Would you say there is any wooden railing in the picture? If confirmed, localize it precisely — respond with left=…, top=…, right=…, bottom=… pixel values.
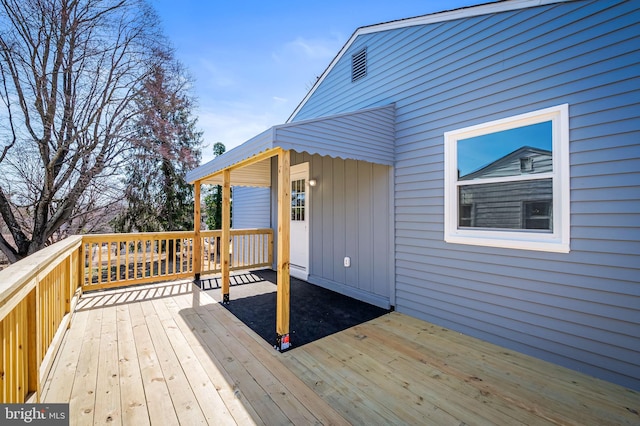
left=0, top=236, right=83, bottom=403
left=0, top=228, right=273, bottom=402
left=82, top=231, right=196, bottom=291
left=201, top=229, right=273, bottom=274
left=82, top=228, right=273, bottom=291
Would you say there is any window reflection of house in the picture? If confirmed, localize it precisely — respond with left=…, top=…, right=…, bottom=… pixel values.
left=459, top=146, right=552, bottom=180
left=458, top=179, right=553, bottom=230
left=458, top=147, right=552, bottom=231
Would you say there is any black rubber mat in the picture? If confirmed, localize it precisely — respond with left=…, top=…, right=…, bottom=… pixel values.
left=200, top=269, right=389, bottom=349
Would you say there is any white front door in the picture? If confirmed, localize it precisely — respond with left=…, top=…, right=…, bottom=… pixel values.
left=290, top=163, right=309, bottom=280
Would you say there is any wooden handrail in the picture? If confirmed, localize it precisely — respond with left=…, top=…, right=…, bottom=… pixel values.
left=0, top=236, right=83, bottom=403
left=0, top=228, right=273, bottom=403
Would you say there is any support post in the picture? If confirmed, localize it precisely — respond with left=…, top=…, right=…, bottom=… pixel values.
left=276, top=149, right=291, bottom=350
left=193, top=180, right=202, bottom=284
left=221, top=169, right=231, bottom=304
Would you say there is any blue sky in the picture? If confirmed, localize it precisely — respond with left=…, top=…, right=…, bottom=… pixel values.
left=153, top=0, right=489, bottom=163
left=458, top=121, right=553, bottom=177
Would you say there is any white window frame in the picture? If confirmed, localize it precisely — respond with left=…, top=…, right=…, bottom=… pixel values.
left=444, top=104, right=570, bottom=253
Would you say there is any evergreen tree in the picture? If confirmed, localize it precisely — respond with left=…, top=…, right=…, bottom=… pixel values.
left=113, top=55, right=202, bottom=233
left=204, top=143, right=228, bottom=230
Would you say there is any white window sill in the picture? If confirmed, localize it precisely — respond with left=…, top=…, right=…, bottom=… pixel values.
left=445, top=232, right=570, bottom=253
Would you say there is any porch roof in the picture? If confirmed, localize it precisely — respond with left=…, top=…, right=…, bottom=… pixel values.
left=186, top=104, right=395, bottom=186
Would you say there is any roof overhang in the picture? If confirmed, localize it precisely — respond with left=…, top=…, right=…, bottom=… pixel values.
left=187, top=104, right=395, bottom=186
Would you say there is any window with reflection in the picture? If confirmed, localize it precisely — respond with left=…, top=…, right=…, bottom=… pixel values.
left=444, top=104, right=570, bottom=252
left=457, top=121, right=553, bottom=231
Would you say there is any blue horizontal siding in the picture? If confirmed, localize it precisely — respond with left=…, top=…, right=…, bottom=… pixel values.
left=232, top=187, right=271, bottom=229
left=293, top=0, right=640, bottom=390
left=277, top=105, right=395, bottom=165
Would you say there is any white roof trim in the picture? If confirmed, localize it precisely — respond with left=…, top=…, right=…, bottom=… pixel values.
left=287, top=0, right=570, bottom=122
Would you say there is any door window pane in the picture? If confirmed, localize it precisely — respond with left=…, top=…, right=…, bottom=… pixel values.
left=291, top=179, right=305, bottom=221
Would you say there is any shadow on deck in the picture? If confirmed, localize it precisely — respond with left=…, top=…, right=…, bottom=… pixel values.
left=41, top=280, right=640, bottom=425
left=199, top=269, right=389, bottom=349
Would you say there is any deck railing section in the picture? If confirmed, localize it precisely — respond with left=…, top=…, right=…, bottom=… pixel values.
left=0, top=236, right=82, bottom=403
left=82, top=231, right=196, bottom=291
left=83, top=229, right=273, bottom=291
left=1, top=228, right=273, bottom=403
left=200, top=228, right=273, bottom=274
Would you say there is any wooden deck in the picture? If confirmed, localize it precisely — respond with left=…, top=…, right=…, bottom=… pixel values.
left=42, top=281, right=639, bottom=425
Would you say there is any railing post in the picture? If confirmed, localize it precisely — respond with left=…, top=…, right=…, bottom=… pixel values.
left=221, top=169, right=231, bottom=303
left=81, top=240, right=87, bottom=290
left=193, top=180, right=202, bottom=282
left=268, top=230, right=274, bottom=268
left=66, top=256, right=72, bottom=317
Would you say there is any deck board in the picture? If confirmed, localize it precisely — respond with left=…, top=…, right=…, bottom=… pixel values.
left=140, top=300, right=208, bottom=425
left=69, top=307, right=102, bottom=425
left=282, top=313, right=640, bottom=426
left=40, top=304, right=89, bottom=403
left=160, top=295, right=261, bottom=425
left=150, top=297, right=235, bottom=425
left=369, top=314, right=638, bottom=424
left=128, top=302, right=179, bottom=426
left=115, top=304, right=149, bottom=426
left=42, top=280, right=640, bottom=425
left=93, top=304, right=120, bottom=425
left=174, top=297, right=289, bottom=425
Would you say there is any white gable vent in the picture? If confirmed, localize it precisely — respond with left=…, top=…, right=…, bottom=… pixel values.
left=351, top=47, right=367, bottom=82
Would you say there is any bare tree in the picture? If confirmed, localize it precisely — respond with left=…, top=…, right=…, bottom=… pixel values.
left=0, top=0, right=167, bottom=262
